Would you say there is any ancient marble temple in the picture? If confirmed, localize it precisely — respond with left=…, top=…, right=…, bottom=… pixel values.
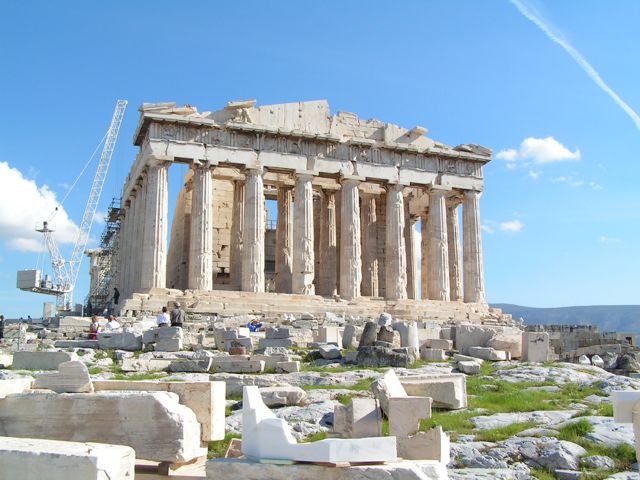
left=115, top=100, right=492, bottom=318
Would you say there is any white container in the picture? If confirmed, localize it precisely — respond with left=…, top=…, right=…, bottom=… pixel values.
left=611, top=390, right=640, bottom=423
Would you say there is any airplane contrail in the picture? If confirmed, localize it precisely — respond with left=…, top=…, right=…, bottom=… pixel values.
left=510, top=0, right=640, bottom=131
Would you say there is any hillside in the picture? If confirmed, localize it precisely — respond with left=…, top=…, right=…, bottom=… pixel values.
left=492, top=304, right=640, bottom=334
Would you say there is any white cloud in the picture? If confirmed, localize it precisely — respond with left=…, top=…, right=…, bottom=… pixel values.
left=0, top=161, right=79, bottom=252
left=500, top=220, right=524, bottom=233
left=497, top=137, right=580, bottom=165
left=529, top=170, right=542, bottom=180
left=496, top=149, right=518, bottom=161
left=481, top=223, right=494, bottom=234
left=510, top=0, right=640, bottom=131
left=599, top=236, right=621, bottom=244
left=589, top=181, right=603, bottom=191
left=551, top=176, right=584, bottom=187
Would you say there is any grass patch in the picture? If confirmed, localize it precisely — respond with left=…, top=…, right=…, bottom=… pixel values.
left=302, top=364, right=385, bottom=373
left=301, top=431, right=327, bottom=443
left=530, top=468, right=556, bottom=480
left=557, top=419, right=636, bottom=470
left=336, top=394, right=352, bottom=406
left=301, top=378, right=373, bottom=392
left=112, top=372, right=168, bottom=381
left=88, top=366, right=103, bottom=375
left=420, top=409, right=477, bottom=439
left=207, top=433, right=241, bottom=459
left=474, top=421, right=537, bottom=442
left=76, top=349, right=86, bottom=357
left=595, top=402, right=613, bottom=417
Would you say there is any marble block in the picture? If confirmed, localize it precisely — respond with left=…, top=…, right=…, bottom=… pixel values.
left=400, top=374, right=467, bottom=410
left=334, top=398, right=382, bottom=438
left=0, top=377, right=33, bottom=399
left=241, top=386, right=397, bottom=463
left=12, top=351, right=77, bottom=371
left=33, top=361, right=93, bottom=393
left=468, top=346, right=508, bottom=361
left=0, top=436, right=135, bottom=480
left=420, top=348, right=446, bottom=362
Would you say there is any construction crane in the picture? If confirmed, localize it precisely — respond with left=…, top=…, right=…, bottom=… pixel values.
left=16, top=100, right=128, bottom=312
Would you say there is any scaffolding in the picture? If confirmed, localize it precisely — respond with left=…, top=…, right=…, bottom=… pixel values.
left=85, top=197, right=121, bottom=314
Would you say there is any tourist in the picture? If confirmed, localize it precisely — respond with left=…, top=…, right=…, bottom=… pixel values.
left=247, top=319, right=263, bottom=332
left=156, top=306, right=170, bottom=327
left=113, top=287, right=120, bottom=305
left=89, top=315, right=100, bottom=340
left=170, top=302, right=185, bottom=327
left=104, top=315, right=121, bottom=331
left=0, top=315, right=4, bottom=340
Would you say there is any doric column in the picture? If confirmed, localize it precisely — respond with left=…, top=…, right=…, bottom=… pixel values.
left=140, top=163, right=169, bottom=291
left=447, top=196, right=463, bottom=301
left=339, top=177, right=362, bottom=300
left=360, top=193, right=378, bottom=297
left=130, top=181, right=145, bottom=295
left=420, top=211, right=428, bottom=300
left=229, top=180, right=244, bottom=288
left=117, top=200, right=130, bottom=299
left=241, top=167, right=265, bottom=292
left=405, top=206, right=419, bottom=300
left=385, top=184, right=407, bottom=300
left=463, top=189, right=485, bottom=303
left=292, top=172, right=315, bottom=295
left=426, top=187, right=450, bottom=301
left=275, top=185, right=293, bottom=293
left=188, top=164, right=214, bottom=290
left=318, top=189, right=338, bottom=296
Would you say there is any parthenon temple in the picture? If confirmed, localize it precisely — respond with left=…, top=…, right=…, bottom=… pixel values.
left=114, top=99, right=498, bottom=321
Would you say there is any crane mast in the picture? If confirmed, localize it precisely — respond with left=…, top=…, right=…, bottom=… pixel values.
left=16, top=100, right=128, bottom=312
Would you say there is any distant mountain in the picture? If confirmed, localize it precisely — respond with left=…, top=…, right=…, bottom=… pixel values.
left=491, top=304, right=640, bottom=335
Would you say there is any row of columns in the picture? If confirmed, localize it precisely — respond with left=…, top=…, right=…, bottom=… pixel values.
left=117, top=162, right=484, bottom=305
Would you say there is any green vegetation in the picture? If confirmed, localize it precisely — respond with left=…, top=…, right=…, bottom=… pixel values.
left=112, top=372, right=168, bottom=381
left=301, top=378, right=373, bottom=392
left=87, top=366, right=103, bottom=375
left=301, top=431, right=327, bottom=443
left=336, top=394, right=352, bottom=406
left=595, top=402, right=613, bottom=417
left=302, top=364, right=385, bottom=373
left=207, top=433, right=241, bottom=459
left=474, top=421, right=537, bottom=442
left=530, top=468, right=556, bottom=480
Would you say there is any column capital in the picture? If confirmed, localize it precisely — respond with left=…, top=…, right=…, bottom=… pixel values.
left=427, top=184, right=452, bottom=193
left=245, top=165, right=264, bottom=176
left=340, top=174, right=365, bottom=185
left=295, top=170, right=317, bottom=180
left=191, top=160, right=216, bottom=170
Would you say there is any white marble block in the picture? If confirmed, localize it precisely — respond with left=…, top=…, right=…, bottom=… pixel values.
left=334, top=398, right=382, bottom=438
left=12, top=351, right=77, bottom=370
left=0, top=436, right=135, bottom=480
left=33, top=361, right=93, bottom=393
left=522, top=331, right=550, bottom=363
left=420, top=347, right=447, bottom=362
left=241, top=386, right=397, bottom=463
left=0, top=391, right=206, bottom=463
left=400, top=374, right=467, bottom=410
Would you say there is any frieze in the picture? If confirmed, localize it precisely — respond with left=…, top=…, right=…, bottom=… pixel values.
left=146, top=121, right=483, bottom=179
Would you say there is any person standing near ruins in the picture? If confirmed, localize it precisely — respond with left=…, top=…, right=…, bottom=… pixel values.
left=170, top=302, right=185, bottom=327
left=156, top=306, right=170, bottom=327
left=89, top=315, right=100, bottom=340
left=0, top=315, right=4, bottom=340
left=113, top=288, right=120, bottom=305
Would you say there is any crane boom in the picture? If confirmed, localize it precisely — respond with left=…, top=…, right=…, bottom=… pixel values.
left=66, top=100, right=128, bottom=307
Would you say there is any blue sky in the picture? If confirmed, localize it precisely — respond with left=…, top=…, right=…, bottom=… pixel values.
left=1, top=0, right=639, bottom=318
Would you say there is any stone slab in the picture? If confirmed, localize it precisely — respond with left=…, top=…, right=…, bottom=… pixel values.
left=33, top=360, right=93, bottom=393
left=206, top=459, right=449, bottom=479
left=457, top=360, right=480, bottom=374
left=400, top=374, right=467, bottom=410
left=53, top=340, right=100, bottom=349
left=468, top=347, right=508, bottom=361
left=275, top=361, right=300, bottom=373
left=97, top=332, right=142, bottom=351
left=420, top=348, right=447, bottom=361
left=0, top=436, right=135, bottom=480
left=12, top=351, right=78, bottom=370
left=0, top=391, right=205, bottom=462
left=334, top=398, right=382, bottom=439
left=0, top=377, right=33, bottom=398
left=121, top=356, right=172, bottom=372
left=522, top=332, right=550, bottom=363
left=210, top=357, right=265, bottom=373
left=427, top=339, right=453, bottom=350
left=93, top=380, right=226, bottom=441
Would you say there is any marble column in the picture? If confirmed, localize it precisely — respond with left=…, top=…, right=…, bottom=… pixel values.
left=463, top=189, right=485, bottom=303
left=140, top=163, right=169, bottom=291
left=339, top=177, right=362, bottom=300
left=117, top=202, right=129, bottom=299
left=241, top=167, right=265, bottom=292
left=188, top=165, right=214, bottom=290
left=420, top=211, right=428, bottom=300
left=360, top=193, right=378, bottom=297
left=275, top=185, right=293, bottom=293
left=447, top=197, right=463, bottom=301
left=292, top=172, right=315, bottom=295
left=130, top=181, right=145, bottom=295
left=229, top=180, right=244, bottom=288
left=426, top=187, right=450, bottom=301
left=385, top=184, right=407, bottom=300
left=318, top=189, right=338, bottom=296
left=405, top=207, right=419, bottom=300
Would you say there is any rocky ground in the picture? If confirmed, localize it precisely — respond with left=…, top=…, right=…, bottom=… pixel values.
left=2, top=350, right=639, bottom=480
